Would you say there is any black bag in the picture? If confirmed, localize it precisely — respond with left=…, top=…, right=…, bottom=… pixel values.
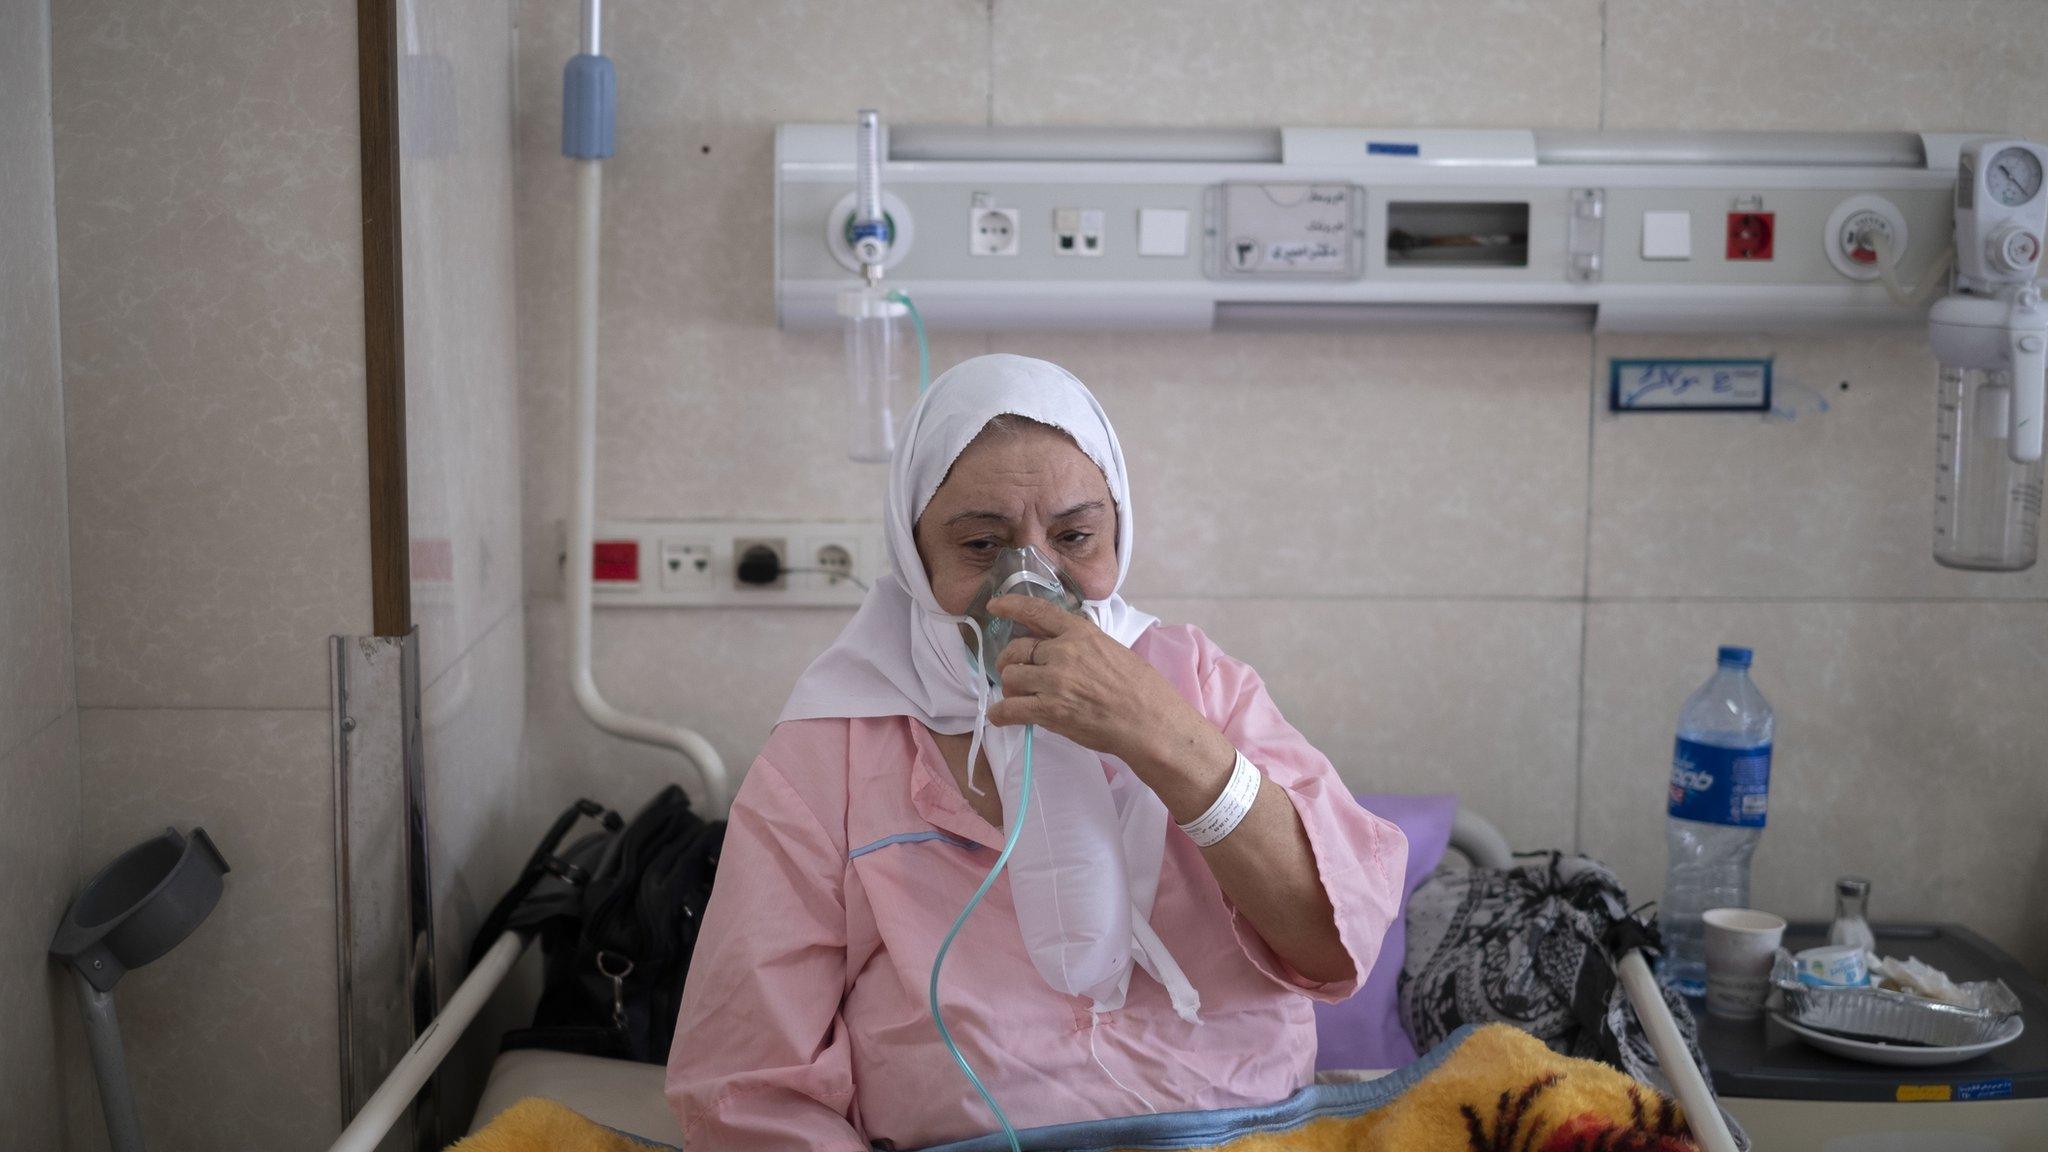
left=1397, top=852, right=1708, bottom=1086
left=470, top=786, right=725, bottom=1063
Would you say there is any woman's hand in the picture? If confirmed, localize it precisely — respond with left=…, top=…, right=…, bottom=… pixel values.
left=986, top=594, right=1356, bottom=983
left=984, top=595, right=1236, bottom=822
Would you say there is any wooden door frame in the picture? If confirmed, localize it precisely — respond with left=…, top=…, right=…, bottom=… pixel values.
left=357, top=0, right=410, bottom=638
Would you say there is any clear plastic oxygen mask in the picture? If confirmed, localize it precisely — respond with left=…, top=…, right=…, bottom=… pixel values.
left=961, top=544, right=1086, bottom=680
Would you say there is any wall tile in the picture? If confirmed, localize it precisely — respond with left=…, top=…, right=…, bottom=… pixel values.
left=523, top=601, right=855, bottom=812
left=422, top=606, right=530, bottom=1133
left=2, top=0, right=86, bottom=1143
left=52, top=0, right=373, bottom=710
left=405, top=0, right=526, bottom=690
left=78, top=707, right=340, bottom=1151
left=387, top=1, right=534, bottom=1129
left=1606, top=0, right=2048, bottom=138
left=0, top=717, right=85, bottom=1150
left=1580, top=601, right=2048, bottom=974
left=1591, top=331, right=2048, bottom=599
left=528, top=597, right=1583, bottom=857
left=512, top=0, right=988, bottom=337
left=0, top=0, right=73, bottom=760
left=519, top=325, right=988, bottom=602
left=1147, top=598, right=1584, bottom=854
left=992, top=0, right=1603, bottom=129
left=514, top=0, right=991, bottom=598
left=998, top=329, right=1592, bottom=599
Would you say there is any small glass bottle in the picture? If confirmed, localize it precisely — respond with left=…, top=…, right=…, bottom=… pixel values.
left=1828, top=876, right=1876, bottom=953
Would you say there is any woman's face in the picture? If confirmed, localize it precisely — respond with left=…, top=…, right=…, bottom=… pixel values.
left=915, top=421, right=1120, bottom=615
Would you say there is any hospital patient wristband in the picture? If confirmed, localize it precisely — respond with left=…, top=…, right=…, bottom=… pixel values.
left=1178, top=750, right=1262, bottom=847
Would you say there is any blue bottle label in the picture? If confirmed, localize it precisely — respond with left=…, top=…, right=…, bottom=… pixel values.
left=1669, top=738, right=1771, bottom=827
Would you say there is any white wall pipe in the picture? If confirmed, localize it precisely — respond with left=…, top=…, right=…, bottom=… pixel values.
left=568, top=158, right=731, bottom=811
left=326, top=932, right=529, bottom=1152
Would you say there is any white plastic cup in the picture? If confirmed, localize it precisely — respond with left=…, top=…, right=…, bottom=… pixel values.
left=1703, top=907, right=1787, bottom=1020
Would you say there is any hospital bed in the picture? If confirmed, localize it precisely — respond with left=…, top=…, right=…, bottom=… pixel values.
left=326, top=805, right=1737, bottom=1151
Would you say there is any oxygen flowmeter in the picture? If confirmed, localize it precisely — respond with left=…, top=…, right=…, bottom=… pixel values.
left=1931, top=139, right=2048, bottom=571
left=836, top=110, right=926, bottom=462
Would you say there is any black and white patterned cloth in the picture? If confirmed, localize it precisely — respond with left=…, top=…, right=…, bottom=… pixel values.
left=1397, top=852, right=1711, bottom=1090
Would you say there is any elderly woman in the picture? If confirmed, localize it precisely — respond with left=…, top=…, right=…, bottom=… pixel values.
left=667, top=355, right=1406, bottom=1150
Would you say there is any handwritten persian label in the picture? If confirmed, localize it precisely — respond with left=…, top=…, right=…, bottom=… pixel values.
left=1217, top=183, right=1359, bottom=278
left=1266, top=241, right=1345, bottom=269
left=1610, top=358, right=1773, bottom=412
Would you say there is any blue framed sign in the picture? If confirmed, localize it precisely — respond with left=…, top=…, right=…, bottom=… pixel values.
left=1610, top=358, right=1773, bottom=412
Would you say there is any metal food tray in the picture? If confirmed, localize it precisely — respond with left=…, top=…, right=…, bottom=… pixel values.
left=1770, top=951, right=2022, bottom=1048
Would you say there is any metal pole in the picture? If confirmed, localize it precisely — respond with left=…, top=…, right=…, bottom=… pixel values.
left=75, top=975, right=146, bottom=1152
left=580, top=0, right=601, bottom=56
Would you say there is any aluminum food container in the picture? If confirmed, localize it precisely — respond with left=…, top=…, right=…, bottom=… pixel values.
left=1770, top=951, right=2022, bottom=1047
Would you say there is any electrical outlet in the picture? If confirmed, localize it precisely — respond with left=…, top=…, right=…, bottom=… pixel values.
left=794, top=535, right=863, bottom=593
left=592, top=520, right=881, bottom=606
left=815, top=543, right=854, bottom=580
left=733, top=537, right=787, bottom=590
left=970, top=207, right=1020, bottom=256
left=1725, top=211, right=1774, bottom=261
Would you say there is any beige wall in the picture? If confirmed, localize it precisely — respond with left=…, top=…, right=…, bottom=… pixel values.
left=10, top=0, right=526, bottom=1145
left=398, top=0, right=530, bottom=1131
left=516, top=0, right=2048, bottom=987
left=0, top=0, right=85, bottom=1144
left=50, top=0, right=372, bottom=1146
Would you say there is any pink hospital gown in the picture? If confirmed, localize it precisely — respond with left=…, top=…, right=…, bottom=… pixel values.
left=666, top=623, right=1407, bottom=1150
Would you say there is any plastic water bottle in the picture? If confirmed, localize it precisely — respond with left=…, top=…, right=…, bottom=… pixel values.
left=1660, top=646, right=1774, bottom=997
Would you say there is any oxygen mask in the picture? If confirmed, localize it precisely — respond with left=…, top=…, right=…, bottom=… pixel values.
left=960, top=545, right=1085, bottom=682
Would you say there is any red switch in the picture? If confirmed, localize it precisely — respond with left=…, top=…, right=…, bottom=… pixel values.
left=593, top=539, right=640, bottom=583
left=1726, top=212, right=1774, bottom=261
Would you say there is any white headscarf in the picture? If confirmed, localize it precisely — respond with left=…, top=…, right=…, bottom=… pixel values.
left=779, top=353, right=1199, bottom=1022
left=780, top=353, right=1157, bottom=726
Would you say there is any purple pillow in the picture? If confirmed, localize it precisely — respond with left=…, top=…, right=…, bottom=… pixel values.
left=1311, top=792, right=1458, bottom=1071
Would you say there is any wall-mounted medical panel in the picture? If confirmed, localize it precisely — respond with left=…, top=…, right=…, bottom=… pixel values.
left=775, top=125, right=1976, bottom=333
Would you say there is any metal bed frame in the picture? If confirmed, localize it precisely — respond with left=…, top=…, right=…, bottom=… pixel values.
left=325, top=806, right=1738, bottom=1152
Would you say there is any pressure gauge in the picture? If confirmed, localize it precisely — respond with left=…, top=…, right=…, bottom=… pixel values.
left=1987, top=146, right=2044, bottom=207
left=1956, top=140, right=2048, bottom=290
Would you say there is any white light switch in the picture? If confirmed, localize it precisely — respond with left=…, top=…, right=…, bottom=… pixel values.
left=1641, top=211, right=1692, bottom=260
left=1137, top=208, right=1190, bottom=257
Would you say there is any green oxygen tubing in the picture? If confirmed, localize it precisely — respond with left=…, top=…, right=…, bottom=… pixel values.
left=927, top=724, right=1032, bottom=1152
left=889, top=289, right=929, bottom=396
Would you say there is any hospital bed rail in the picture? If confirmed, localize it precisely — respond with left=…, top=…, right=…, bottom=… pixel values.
left=327, top=930, right=528, bottom=1152
left=322, top=806, right=1735, bottom=1152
